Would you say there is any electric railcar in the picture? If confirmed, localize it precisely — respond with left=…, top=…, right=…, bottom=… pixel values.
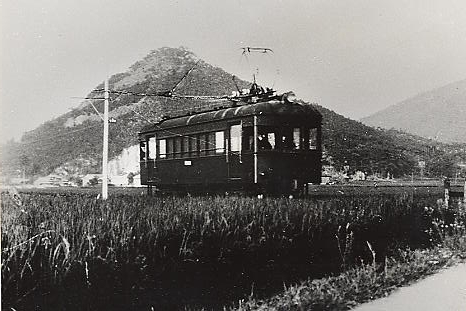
left=138, top=92, right=322, bottom=194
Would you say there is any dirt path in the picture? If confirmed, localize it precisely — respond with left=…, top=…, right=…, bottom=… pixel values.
left=352, top=263, right=466, bottom=311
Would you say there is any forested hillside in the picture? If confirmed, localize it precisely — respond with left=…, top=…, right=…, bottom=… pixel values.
left=0, top=47, right=249, bottom=177
left=1, top=47, right=465, bottom=179
left=319, top=105, right=465, bottom=177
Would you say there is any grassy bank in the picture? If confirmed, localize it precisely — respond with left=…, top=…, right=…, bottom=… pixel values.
left=1, top=191, right=461, bottom=310
left=232, top=208, right=466, bottom=310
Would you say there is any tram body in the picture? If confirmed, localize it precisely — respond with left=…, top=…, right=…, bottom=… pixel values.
left=138, top=96, right=322, bottom=194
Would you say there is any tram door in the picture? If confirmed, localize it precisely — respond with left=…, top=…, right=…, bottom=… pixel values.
left=228, top=124, right=242, bottom=180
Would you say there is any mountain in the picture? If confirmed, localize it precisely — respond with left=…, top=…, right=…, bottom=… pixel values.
left=0, top=47, right=249, bottom=177
left=361, top=79, right=466, bottom=143
left=1, top=47, right=465, bottom=180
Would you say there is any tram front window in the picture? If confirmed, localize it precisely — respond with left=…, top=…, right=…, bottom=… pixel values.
left=281, top=129, right=293, bottom=150
left=258, top=127, right=277, bottom=150
left=140, top=141, right=146, bottom=161
left=148, top=136, right=156, bottom=159
left=293, top=128, right=300, bottom=149
left=281, top=127, right=300, bottom=150
left=309, top=128, right=318, bottom=150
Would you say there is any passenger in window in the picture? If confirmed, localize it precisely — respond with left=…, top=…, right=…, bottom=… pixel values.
left=258, top=134, right=272, bottom=150
left=281, top=135, right=294, bottom=150
left=267, top=133, right=276, bottom=149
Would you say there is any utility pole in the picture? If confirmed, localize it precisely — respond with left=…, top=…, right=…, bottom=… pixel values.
left=102, top=79, right=109, bottom=200
left=463, top=175, right=466, bottom=204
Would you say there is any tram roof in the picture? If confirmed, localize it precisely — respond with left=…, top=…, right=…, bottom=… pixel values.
left=139, top=99, right=322, bottom=134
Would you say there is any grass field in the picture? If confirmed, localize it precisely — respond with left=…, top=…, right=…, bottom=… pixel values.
left=7, top=181, right=450, bottom=197
left=1, top=186, right=463, bottom=310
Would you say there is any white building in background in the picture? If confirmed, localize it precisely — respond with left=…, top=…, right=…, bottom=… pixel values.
left=103, top=144, right=142, bottom=187
left=110, top=174, right=127, bottom=186
left=109, top=173, right=142, bottom=187
left=108, top=145, right=139, bottom=176
left=44, top=145, right=143, bottom=188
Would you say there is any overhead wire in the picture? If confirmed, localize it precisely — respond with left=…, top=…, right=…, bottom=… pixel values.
left=171, top=59, right=201, bottom=94
left=48, top=94, right=227, bottom=156
left=128, top=96, right=255, bottom=156
left=21, top=48, right=277, bottom=159
left=116, top=94, right=260, bottom=156
left=114, top=94, right=219, bottom=124
left=93, top=54, right=277, bottom=156
left=91, top=88, right=233, bottom=101
left=126, top=104, right=157, bottom=124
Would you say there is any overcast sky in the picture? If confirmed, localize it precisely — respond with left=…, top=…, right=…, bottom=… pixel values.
left=2, top=0, right=466, bottom=143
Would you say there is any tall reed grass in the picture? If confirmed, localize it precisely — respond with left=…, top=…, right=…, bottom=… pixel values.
left=1, top=191, right=453, bottom=310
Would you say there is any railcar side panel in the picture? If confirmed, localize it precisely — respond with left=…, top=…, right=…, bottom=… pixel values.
left=138, top=100, right=322, bottom=194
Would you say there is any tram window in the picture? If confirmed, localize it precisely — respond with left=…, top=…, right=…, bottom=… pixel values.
left=268, top=133, right=276, bottom=149
left=309, top=128, right=318, bottom=150
left=148, top=136, right=156, bottom=159
left=189, top=135, right=198, bottom=157
left=174, top=137, right=182, bottom=158
left=159, top=139, right=166, bottom=159
left=215, top=131, right=225, bottom=153
left=293, top=128, right=300, bottom=150
left=230, top=124, right=242, bottom=152
left=200, top=133, right=208, bottom=156
left=257, top=134, right=274, bottom=150
left=166, top=138, right=173, bottom=159
left=242, top=127, right=253, bottom=150
left=139, top=141, right=146, bottom=161
left=173, top=137, right=177, bottom=158
left=183, top=136, right=190, bottom=158
left=281, top=128, right=296, bottom=150
left=207, top=132, right=215, bottom=155
left=258, top=127, right=277, bottom=150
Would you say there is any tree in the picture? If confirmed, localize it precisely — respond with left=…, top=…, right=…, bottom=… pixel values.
left=30, top=163, right=42, bottom=176
left=426, top=153, right=456, bottom=177
left=88, top=176, right=99, bottom=187
left=127, top=172, right=135, bottom=185
left=19, top=154, right=30, bottom=178
left=70, top=176, right=83, bottom=187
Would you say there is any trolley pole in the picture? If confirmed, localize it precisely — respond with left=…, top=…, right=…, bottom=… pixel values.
left=102, top=79, right=109, bottom=200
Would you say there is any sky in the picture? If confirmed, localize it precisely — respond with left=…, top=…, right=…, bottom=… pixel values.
left=2, top=0, right=466, bottom=143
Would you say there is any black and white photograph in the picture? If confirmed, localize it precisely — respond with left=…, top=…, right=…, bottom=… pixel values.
left=1, top=1, right=466, bottom=310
